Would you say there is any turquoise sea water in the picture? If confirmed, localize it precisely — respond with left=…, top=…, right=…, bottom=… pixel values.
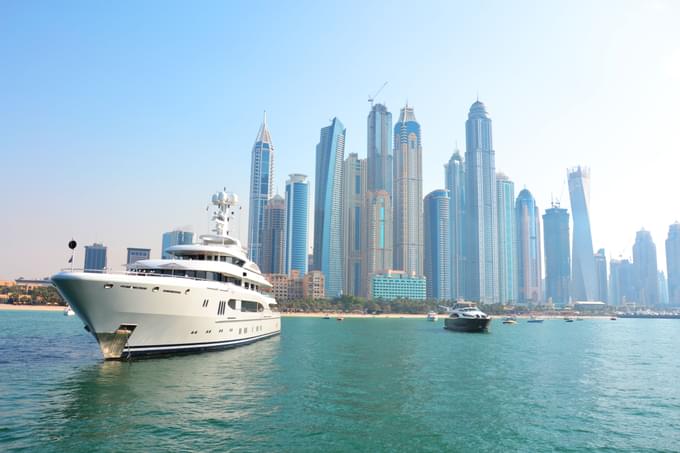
left=1, top=312, right=680, bottom=452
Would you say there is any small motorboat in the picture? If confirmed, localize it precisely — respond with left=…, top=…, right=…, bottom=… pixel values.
left=502, top=317, right=517, bottom=325
left=336, top=317, right=345, bottom=321
left=426, top=312, right=438, bottom=322
left=323, top=314, right=331, bottom=319
left=527, top=316, right=544, bottom=323
left=564, top=317, right=575, bottom=322
left=63, top=306, right=75, bottom=316
left=610, top=316, right=617, bottom=320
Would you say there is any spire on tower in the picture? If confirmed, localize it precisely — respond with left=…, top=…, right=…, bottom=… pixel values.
left=255, top=110, right=272, bottom=144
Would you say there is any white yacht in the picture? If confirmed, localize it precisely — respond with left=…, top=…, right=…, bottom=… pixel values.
left=426, top=312, right=438, bottom=322
left=51, top=191, right=280, bottom=360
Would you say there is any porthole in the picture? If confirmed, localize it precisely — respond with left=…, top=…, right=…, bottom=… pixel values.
left=104, top=283, right=113, bottom=289
left=152, top=287, right=159, bottom=293
left=185, top=289, right=191, bottom=295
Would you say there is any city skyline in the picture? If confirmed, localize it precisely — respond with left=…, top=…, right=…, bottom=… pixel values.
left=3, top=1, right=680, bottom=279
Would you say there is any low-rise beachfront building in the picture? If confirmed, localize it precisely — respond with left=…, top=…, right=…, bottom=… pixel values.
left=264, top=270, right=325, bottom=302
left=369, top=270, right=426, bottom=301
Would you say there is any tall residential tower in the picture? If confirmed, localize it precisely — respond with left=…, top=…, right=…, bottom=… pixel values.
left=445, top=150, right=466, bottom=300
left=666, top=222, right=680, bottom=305
left=367, top=103, right=393, bottom=196
left=248, top=113, right=274, bottom=266
left=543, top=204, right=570, bottom=306
left=496, top=173, right=517, bottom=304
left=343, top=153, right=367, bottom=297
left=284, top=174, right=309, bottom=276
left=516, top=189, right=542, bottom=304
left=568, top=166, right=597, bottom=301
left=424, top=189, right=451, bottom=301
left=393, top=104, right=423, bottom=276
left=313, top=118, right=346, bottom=297
left=465, top=100, right=498, bottom=304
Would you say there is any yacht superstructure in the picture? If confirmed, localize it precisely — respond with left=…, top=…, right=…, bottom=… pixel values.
left=52, top=191, right=281, bottom=359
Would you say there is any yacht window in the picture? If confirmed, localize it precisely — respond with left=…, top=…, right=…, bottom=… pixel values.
left=104, top=283, right=113, bottom=289
left=196, top=271, right=206, bottom=280
left=152, top=287, right=159, bottom=292
left=220, top=256, right=226, bottom=262
left=269, top=304, right=279, bottom=312
left=228, top=299, right=237, bottom=310
left=241, top=301, right=261, bottom=313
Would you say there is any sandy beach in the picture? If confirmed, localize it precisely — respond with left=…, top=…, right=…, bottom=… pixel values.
left=0, top=304, right=65, bottom=312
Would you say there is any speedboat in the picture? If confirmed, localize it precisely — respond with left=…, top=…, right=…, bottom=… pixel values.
left=63, top=306, right=75, bottom=316
left=444, top=302, right=491, bottom=332
left=426, top=312, right=438, bottom=322
left=527, top=316, right=543, bottom=323
left=502, top=316, right=517, bottom=325
left=564, top=317, right=575, bottom=322
left=51, top=191, right=281, bottom=360
left=610, top=316, right=617, bottom=320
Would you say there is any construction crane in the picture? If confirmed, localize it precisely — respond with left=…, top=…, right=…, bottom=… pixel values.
left=368, top=81, right=388, bottom=107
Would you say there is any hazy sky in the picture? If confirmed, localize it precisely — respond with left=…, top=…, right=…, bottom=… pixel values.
left=2, top=0, right=679, bottom=279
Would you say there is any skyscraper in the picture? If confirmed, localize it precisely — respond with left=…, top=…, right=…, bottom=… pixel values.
left=568, top=166, right=597, bottom=301
left=609, top=257, right=636, bottom=305
left=424, top=189, right=451, bottom=301
left=367, top=103, right=393, bottom=196
left=465, top=100, right=498, bottom=304
left=445, top=150, right=465, bottom=300
left=633, top=229, right=659, bottom=306
left=162, top=230, right=194, bottom=259
left=248, top=112, right=274, bottom=266
left=285, top=174, right=309, bottom=276
left=515, top=189, right=542, bottom=304
left=84, top=243, right=107, bottom=272
left=496, top=173, right=517, bottom=304
left=364, top=190, right=392, bottom=297
left=543, top=204, right=570, bottom=307
left=393, top=104, right=423, bottom=276
left=665, top=222, right=680, bottom=305
left=261, top=194, right=286, bottom=274
left=594, top=248, right=608, bottom=303
left=313, top=118, right=345, bottom=297
left=343, top=153, right=367, bottom=297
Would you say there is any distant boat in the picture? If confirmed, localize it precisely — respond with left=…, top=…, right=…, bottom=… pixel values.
left=336, top=317, right=344, bottom=321
left=426, top=312, right=438, bottom=322
left=576, top=317, right=584, bottom=321
left=610, top=316, right=617, bottom=321
left=527, top=316, right=544, bottom=323
left=323, top=314, right=331, bottom=319
left=564, top=317, right=575, bottom=322
left=63, top=306, right=75, bottom=316
left=502, top=317, right=517, bottom=325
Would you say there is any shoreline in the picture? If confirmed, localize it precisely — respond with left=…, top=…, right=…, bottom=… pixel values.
left=0, top=304, right=65, bottom=312
left=280, top=312, right=611, bottom=320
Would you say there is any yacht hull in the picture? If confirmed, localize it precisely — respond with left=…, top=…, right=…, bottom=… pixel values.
left=52, top=272, right=281, bottom=360
left=444, top=317, right=491, bottom=332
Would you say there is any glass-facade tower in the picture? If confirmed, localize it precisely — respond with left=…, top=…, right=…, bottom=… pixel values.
left=516, top=188, right=542, bottom=304
left=284, top=174, right=309, bottom=276
left=445, top=151, right=466, bottom=300
left=248, top=113, right=274, bottom=266
left=568, top=166, right=597, bottom=301
left=633, top=229, right=659, bottom=306
left=424, top=189, right=451, bottom=300
left=496, top=173, right=517, bottom=304
left=261, top=194, right=286, bottom=274
left=665, top=222, right=680, bottom=305
left=313, top=118, right=345, bottom=297
left=543, top=205, right=570, bottom=306
left=465, top=100, right=498, bottom=304
left=367, top=103, right=393, bottom=196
